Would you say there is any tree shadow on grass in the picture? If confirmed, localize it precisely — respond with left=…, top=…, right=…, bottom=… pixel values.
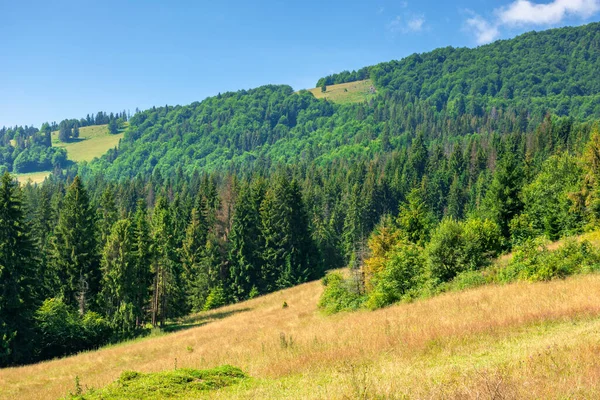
left=163, top=308, right=252, bottom=333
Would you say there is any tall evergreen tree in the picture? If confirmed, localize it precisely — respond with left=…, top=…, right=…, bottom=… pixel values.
left=101, top=219, right=137, bottom=336
left=131, top=200, right=152, bottom=326
left=150, top=196, right=183, bottom=326
left=181, top=205, right=209, bottom=311
left=228, top=180, right=264, bottom=300
left=0, top=173, right=37, bottom=366
left=483, top=151, right=524, bottom=239
left=51, top=176, right=100, bottom=314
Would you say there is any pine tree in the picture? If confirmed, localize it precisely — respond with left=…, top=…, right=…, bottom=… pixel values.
left=0, top=173, right=37, bottom=366
left=51, top=176, right=100, bottom=314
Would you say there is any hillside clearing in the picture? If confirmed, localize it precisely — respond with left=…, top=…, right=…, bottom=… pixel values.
left=14, top=171, right=51, bottom=184
left=52, top=124, right=124, bottom=163
left=14, top=124, right=124, bottom=184
left=3, top=270, right=600, bottom=399
left=306, top=79, right=375, bottom=104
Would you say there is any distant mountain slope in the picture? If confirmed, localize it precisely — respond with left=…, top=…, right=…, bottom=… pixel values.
left=319, top=22, right=600, bottom=117
left=84, top=23, right=600, bottom=181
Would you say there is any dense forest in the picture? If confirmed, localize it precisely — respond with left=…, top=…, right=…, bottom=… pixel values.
left=2, top=22, right=600, bottom=367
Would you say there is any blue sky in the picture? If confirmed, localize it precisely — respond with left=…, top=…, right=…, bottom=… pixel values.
left=1, top=0, right=599, bottom=128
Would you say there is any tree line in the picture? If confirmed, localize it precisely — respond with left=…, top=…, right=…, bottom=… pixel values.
left=0, top=167, right=320, bottom=367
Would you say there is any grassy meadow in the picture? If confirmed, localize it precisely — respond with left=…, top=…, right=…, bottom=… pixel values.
left=52, top=124, right=124, bottom=163
left=307, top=79, right=375, bottom=104
left=3, top=252, right=600, bottom=398
left=13, top=170, right=51, bottom=184
left=14, top=124, right=124, bottom=184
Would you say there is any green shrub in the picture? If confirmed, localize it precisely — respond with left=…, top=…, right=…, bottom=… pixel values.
left=203, top=286, right=227, bottom=311
left=67, top=365, right=247, bottom=399
left=499, top=239, right=600, bottom=282
left=35, top=298, right=113, bottom=360
left=441, top=270, right=489, bottom=292
left=366, top=243, right=425, bottom=309
left=318, top=272, right=365, bottom=314
left=426, top=217, right=502, bottom=283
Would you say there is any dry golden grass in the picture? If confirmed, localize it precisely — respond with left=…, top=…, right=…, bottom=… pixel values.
left=14, top=171, right=51, bottom=185
left=306, top=79, right=375, bottom=104
left=3, top=273, right=600, bottom=399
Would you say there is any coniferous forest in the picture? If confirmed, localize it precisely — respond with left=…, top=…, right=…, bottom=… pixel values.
left=2, top=22, right=600, bottom=367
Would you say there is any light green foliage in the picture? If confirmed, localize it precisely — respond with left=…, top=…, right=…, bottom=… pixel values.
left=66, top=365, right=247, bottom=399
left=427, top=217, right=502, bottom=283
left=366, top=243, right=425, bottom=309
left=203, top=286, right=227, bottom=311
left=318, top=272, right=365, bottom=314
left=499, top=239, right=600, bottom=282
left=522, top=153, right=584, bottom=240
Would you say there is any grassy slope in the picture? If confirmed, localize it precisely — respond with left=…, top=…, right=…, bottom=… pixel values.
left=306, top=79, right=375, bottom=104
left=52, top=124, right=124, bottom=163
left=14, top=125, right=124, bottom=184
left=3, top=256, right=600, bottom=399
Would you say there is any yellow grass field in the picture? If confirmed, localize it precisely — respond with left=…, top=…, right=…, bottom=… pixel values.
left=307, top=79, right=375, bottom=104
left=52, top=124, right=124, bottom=163
left=2, top=272, right=600, bottom=399
left=13, top=171, right=51, bottom=185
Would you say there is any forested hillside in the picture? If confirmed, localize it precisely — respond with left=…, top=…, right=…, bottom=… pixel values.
left=3, top=22, right=600, bottom=369
left=318, top=23, right=600, bottom=119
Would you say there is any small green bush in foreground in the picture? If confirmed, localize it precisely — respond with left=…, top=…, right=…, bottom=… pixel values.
left=66, top=365, right=247, bottom=399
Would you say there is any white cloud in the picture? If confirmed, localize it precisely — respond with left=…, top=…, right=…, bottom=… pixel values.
left=499, top=0, right=600, bottom=26
left=400, top=1, right=409, bottom=8
left=387, top=13, right=426, bottom=34
left=407, top=15, right=425, bottom=31
left=466, top=14, right=500, bottom=44
left=464, top=0, right=600, bottom=45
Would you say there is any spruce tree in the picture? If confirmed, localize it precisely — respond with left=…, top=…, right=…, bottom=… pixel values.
left=260, top=175, right=316, bottom=291
left=51, top=176, right=100, bottom=314
left=98, top=187, right=118, bottom=246
left=181, top=205, right=209, bottom=311
left=228, top=180, right=264, bottom=300
left=131, top=200, right=152, bottom=326
left=0, top=173, right=37, bottom=366
left=150, top=196, right=183, bottom=326
left=101, top=219, right=137, bottom=336
left=484, top=151, right=524, bottom=240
